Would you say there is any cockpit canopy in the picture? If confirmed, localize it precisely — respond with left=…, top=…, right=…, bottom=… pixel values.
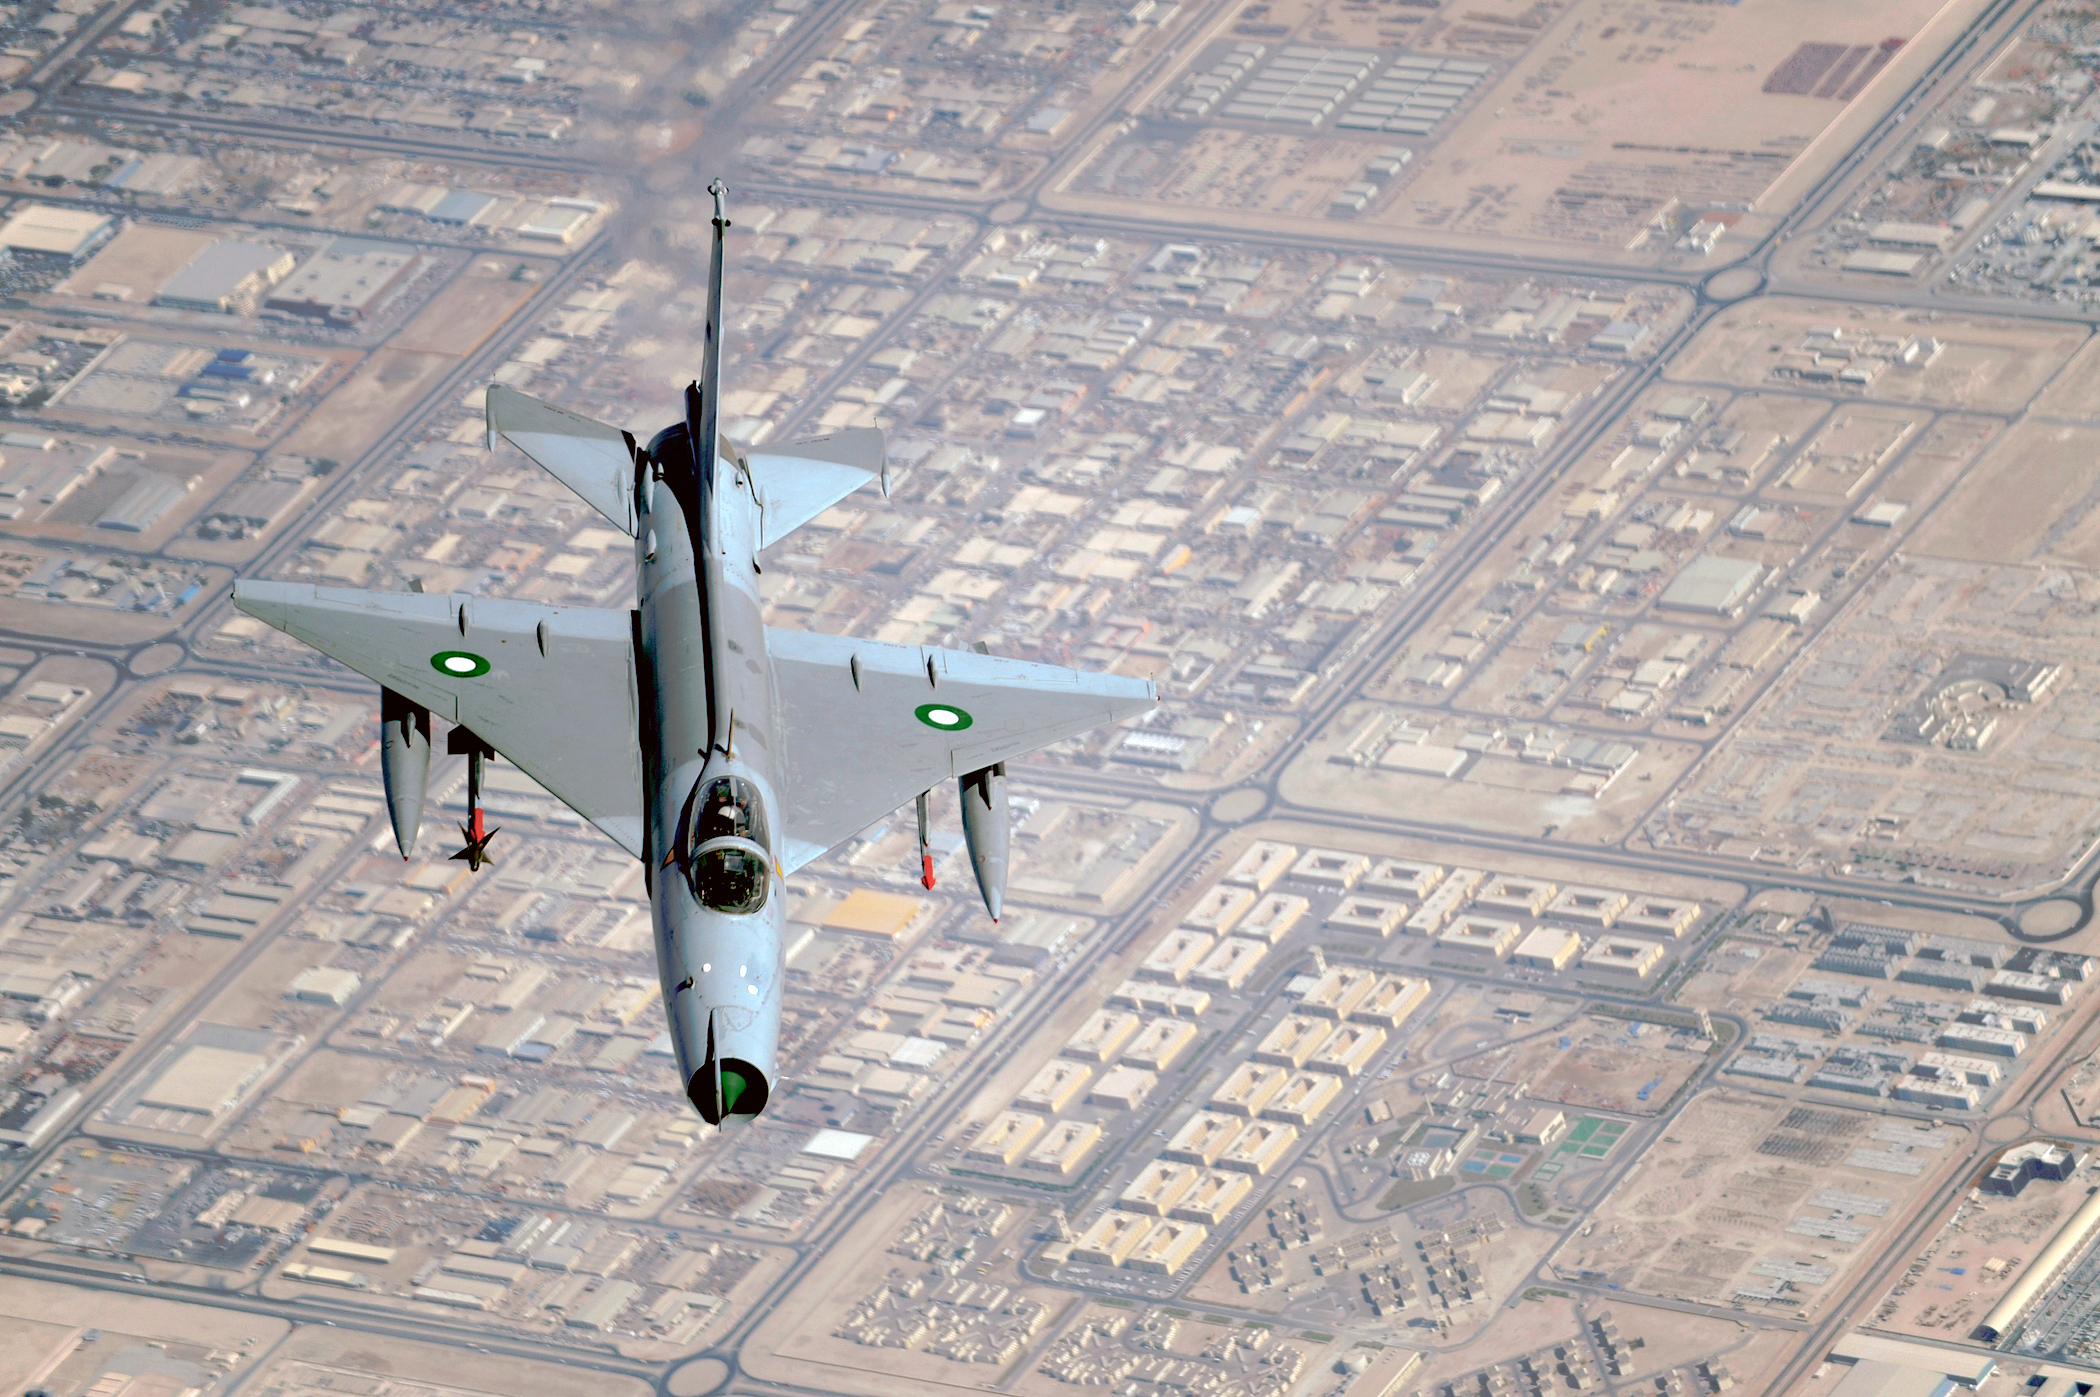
left=688, top=841, right=769, bottom=915
left=688, top=775, right=768, bottom=848
left=679, top=776, right=771, bottom=915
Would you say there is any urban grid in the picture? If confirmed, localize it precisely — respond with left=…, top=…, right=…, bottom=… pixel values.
left=6, top=2, right=2100, bottom=1397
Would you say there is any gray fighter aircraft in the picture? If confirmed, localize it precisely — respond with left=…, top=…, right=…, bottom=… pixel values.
left=232, top=181, right=1156, bottom=1124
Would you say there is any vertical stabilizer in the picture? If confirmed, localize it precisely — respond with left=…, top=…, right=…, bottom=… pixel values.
left=685, top=178, right=730, bottom=476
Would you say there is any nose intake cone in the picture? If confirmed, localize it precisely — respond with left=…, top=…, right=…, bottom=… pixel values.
left=688, top=1057, right=770, bottom=1123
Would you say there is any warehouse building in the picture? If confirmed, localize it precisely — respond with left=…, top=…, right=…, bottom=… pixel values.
left=263, top=240, right=421, bottom=324
left=0, top=203, right=116, bottom=259
left=1657, top=555, right=1767, bottom=616
left=155, top=242, right=298, bottom=314
left=1975, top=1186, right=2100, bottom=1343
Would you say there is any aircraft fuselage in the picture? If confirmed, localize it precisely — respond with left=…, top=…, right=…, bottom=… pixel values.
left=637, top=416, right=783, bottom=1123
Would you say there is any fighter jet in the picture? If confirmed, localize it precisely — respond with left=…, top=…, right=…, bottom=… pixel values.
left=232, top=181, right=1156, bottom=1124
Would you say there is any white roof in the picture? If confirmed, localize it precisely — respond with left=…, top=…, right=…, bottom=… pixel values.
left=0, top=203, right=114, bottom=256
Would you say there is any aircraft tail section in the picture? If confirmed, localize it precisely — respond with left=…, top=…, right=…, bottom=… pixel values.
left=485, top=384, right=639, bottom=536
left=748, top=428, right=887, bottom=549
left=691, top=178, right=728, bottom=478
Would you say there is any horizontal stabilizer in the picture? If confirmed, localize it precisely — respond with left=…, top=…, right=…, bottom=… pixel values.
left=486, top=384, right=638, bottom=536
left=748, top=427, right=885, bottom=550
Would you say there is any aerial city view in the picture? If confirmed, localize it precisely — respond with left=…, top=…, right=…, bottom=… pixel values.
left=14, top=0, right=2100, bottom=1394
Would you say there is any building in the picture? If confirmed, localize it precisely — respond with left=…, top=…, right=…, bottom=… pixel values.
left=1440, top=916, right=1523, bottom=959
left=1657, top=555, right=1766, bottom=616
left=1936, top=1023, right=2025, bottom=1058
left=1396, top=1119, right=1478, bottom=1179
left=1982, top=1141, right=2083, bottom=1197
left=1352, top=974, right=1430, bottom=1026
left=1119, top=1161, right=1199, bottom=1215
left=519, top=200, right=600, bottom=245
left=1892, top=1076, right=1977, bottom=1111
left=96, top=476, right=191, bottom=533
left=140, top=1044, right=268, bottom=1116
left=1975, top=1187, right=2100, bottom=1342
left=264, top=240, right=422, bottom=324
left=427, top=189, right=502, bottom=226
left=0, top=204, right=115, bottom=259
left=1516, top=1108, right=1567, bottom=1146
left=288, top=966, right=361, bottom=1007
left=155, top=242, right=298, bottom=314
left=1617, top=897, right=1702, bottom=938
left=1512, top=925, right=1581, bottom=970
left=1581, top=936, right=1666, bottom=980
left=965, top=1111, right=1042, bottom=1165
left=0, top=964, right=85, bottom=1021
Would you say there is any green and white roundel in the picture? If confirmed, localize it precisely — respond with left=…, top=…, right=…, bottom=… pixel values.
left=915, top=702, right=973, bottom=732
left=431, top=650, right=491, bottom=677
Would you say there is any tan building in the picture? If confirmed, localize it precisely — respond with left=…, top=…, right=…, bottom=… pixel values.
left=1124, top=1017, right=1199, bottom=1069
left=1327, top=896, right=1409, bottom=937
left=1353, top=974, right=1431, bottom=1027
left=1071, top=1211, right=1152, bottom=1266
left=1191, top=935, right=1269, bottom=990
left=1088, top=1066, right=1157, bottom=1111
left=1474, top=876, right=1557, bottom=917
left=1223, top=840, right=1297, bottom=890
left=1262, top=1071, right=1342, bottom=1125
left=1254, top=1014, right=1335, bottom=1068
left=1617, top=897, right=1703, bottom=938
left=1309, top=1023, right=1388, bottom=1077
left=1118, top=1161, right=1201, bottom=1215
left=1300, top=965, right=1378, bottom=1019
left=1023, top=1119, right=1102, bottom=1175
left=1014, top=1060, right=1092, bottom=1114
left=1441, top=916, right=1524, bottom=959
left=1405, top=867, right=1484, bottom=935
left=1212, top=1062, right=1292, bottom=1117
left=1062, top=1008, right=1141, bottom=1063
left=1110, top=979, right=1213, bottom=1017
left=1546, top=885, right=1628, bottom=927
left=1218, top=1120, right=1299, bottom=1175
left=1163, top=1111, right=1245, bottom=1166
left=1292, top=848, right=1370, bottom=889
left=1512, top=925, right=1583, bottom=970
left=1517, top=1108, right=1568, bottom=1145
left=1138, top=929, right=1215, bottom=983
left=1170, top=1168, right=1252, bottom=1223
left=1581, top=935, right=1666, bottom=979
left=1126, top=1219, right=1208, bottom=1275
left=1364, top=858, right=1445, bottom=897
left=1237, top=892, right=1310, bottom=943
left=966, top=1110, right=1045, bottom=1165
left=1183, top=883, right=1256, bottom=934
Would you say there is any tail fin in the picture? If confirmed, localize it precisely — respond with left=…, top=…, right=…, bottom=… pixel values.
left=684, top=178, right=731, bottom=476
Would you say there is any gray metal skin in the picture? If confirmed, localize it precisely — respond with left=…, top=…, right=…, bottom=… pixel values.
left=637, top=429, right=784, bottom=1122
left=640, top=185, right=782, bottom=1124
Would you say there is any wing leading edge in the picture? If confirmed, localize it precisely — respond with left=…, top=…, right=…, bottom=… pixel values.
left=232, top=581, right=646, bottom=857
left=767, top=627, right=1156, bottom=872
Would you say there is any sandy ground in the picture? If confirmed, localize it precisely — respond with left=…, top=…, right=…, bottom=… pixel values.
left=1553, top=1086, right=1968, bottom=1319
left=1666, top=299, right=2087, bottom=413
left=1044, top=0, right=1994, bottom=267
